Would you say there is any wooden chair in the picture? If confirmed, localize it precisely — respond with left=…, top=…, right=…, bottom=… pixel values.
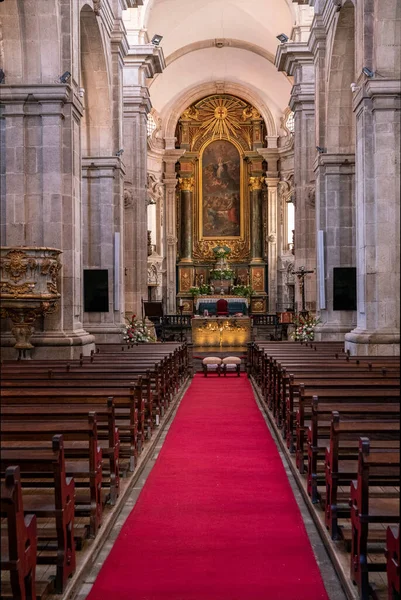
left=216, top=298, right=229, bottom=316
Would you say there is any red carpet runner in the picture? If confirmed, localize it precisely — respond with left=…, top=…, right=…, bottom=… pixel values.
left=88, top=374, right=329, bottom=600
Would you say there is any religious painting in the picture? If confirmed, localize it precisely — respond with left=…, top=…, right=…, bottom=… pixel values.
left=200, top=140, right=242, bottom=238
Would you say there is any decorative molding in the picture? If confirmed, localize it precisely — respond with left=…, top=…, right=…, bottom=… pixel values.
left=147, top=173, right=164, bottom=205
left=93, top=0, right=102, bottom=15
left=306, top=183, right=316, bottom=208
left=124, top=186, right=134, bottom=209
left=193, top=239, right=250, bottom=262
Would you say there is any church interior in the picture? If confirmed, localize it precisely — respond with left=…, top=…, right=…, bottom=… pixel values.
left=0, top=1, right=399, bottom=599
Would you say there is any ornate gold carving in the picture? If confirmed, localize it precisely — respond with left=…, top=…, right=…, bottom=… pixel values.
left=242, top=106, right=261, bottom=121
left=251, top=268, right=265, bottom=292
left=193, top=239, right=249, bottom=261
left=181, top=107, right=199, bottom=121
left=178, top=177, right=195, bottom=192
left=251, top=299, right=265, bottom=313
left=248, top=176, right=264, bottom=191
left=0, top=281, right=36, bottom=297
left=0, top=249, right=37, bottom=282
left=197, top=96, right=244, bottom=140
left=179, top=269, right=193, bottom=292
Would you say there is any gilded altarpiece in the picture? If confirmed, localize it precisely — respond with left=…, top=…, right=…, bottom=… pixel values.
left=176, top=94, right=268, bottom=313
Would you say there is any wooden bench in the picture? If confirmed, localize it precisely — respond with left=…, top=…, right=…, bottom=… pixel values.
left=385, top=526, right=400, bottom=600
left=322, top=412, right=400, bottom=539
left=350, top=438, right=400, bottom=600
left=308, top=400, right=400, bottom=506
left=1, top=414, right=102, bottom=538
left=1, top=397, right=120, bottom=506
left=0, top=435, right=76, bottom=594
left=294, top=382, right=399, bottom=472
left=1, top=466, right=37, bottom=600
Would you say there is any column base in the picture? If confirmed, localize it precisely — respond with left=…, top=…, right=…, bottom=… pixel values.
left=0, top=330, right=96, bottom=360
left=344, top=329, right=400, bottom=356
left=314, top=324, right=354, bottom=343
left=83, top=324, right=125, bottom=345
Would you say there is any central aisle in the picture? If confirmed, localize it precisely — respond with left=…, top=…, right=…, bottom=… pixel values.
left=87, top=374, right=329, bottom=600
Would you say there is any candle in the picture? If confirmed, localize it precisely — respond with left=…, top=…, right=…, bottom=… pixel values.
left=179, top=298, right=183, bottom=306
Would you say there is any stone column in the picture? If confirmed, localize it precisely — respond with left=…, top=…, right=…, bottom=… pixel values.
left=0, top=85, right=95, bottom=358
left=265, top=177, right=280, bottom=312
left=123, top=45, right=165, bottom=317
left=81, top=157, right=125, bottom=342
left=345, top=80, right=400, bottom=355
left=163, top=149, right=185, bottom=314
left=314, top=155, right=357, bottom=341
left=276, top=43, right=317, bottom=313
left=249, top=176, right=264, bottom=261
left=178, top=177, right=194, bottom=262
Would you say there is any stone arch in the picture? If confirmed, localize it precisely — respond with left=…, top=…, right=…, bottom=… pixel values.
left=80, top=4, right=112, bottom=156
left=0, top=0, right=61, bottom=85
left=326, top=1, right=355, bottom=153
left=164, top=82, right=278, bottom=146
left=164, top=39, right=276, bottom=69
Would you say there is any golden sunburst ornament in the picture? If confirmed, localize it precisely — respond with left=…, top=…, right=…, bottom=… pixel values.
left=198, top=97, right=243, bottom=140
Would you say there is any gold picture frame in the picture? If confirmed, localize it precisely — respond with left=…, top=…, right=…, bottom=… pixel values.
left=198, top=137, right=245, bottom=240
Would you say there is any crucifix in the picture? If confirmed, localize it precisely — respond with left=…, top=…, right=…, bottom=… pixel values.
left=293, top=266, right=314, bottom=314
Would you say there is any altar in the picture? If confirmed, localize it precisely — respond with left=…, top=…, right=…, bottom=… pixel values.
left=195, top=295, right=248, bottom=316
left=192, top=315, right=251, bottom=347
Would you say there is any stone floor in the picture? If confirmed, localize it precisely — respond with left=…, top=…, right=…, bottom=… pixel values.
left=71, top=376, right=348, bottom=600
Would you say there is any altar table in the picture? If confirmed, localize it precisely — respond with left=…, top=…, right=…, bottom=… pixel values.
left=195, top=296, right=248, bottom=316
left=192, top=316, right=251, bottom=347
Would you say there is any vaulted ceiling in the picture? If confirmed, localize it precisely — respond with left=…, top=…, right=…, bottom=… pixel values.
left=127, top=0, right=301, bottom=136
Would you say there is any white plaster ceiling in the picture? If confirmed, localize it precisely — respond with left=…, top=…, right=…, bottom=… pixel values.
left=145, top=0, right=294, bottom=58
left=137, top=0, right=296, bottom=134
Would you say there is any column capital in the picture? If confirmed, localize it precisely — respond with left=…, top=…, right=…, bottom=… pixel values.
left=249, top=176, right=264, bottom=191
left=265, top=177, right=280, bottom=188
left=178, top=177, right=195, bottom=192
left=275, top=42, right=314, bottom=77
left=124, top=44, right=166, bottom=79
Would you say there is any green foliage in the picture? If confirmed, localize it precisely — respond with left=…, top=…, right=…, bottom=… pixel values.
left=231, top=284, right=254, bottom=298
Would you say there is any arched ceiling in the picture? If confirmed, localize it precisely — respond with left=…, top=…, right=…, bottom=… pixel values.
left=132, top=0, right=298, bottom=137
left=145, top=0, right=294, bottom=58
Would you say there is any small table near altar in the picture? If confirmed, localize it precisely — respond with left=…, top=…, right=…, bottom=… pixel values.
left=191, top=315, right=251, bottom=347
left=195, top=296, right=248, bottom=316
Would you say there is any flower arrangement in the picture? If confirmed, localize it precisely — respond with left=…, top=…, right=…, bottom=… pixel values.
left=290, top=313, right=321, bottom=342
left=210, top=268, right=234, bottom=280
left=213, top=245, right=231, bottom=259
left=122, top=314, right=156, bottom=344
left=231, top=284, right=254, bottom=298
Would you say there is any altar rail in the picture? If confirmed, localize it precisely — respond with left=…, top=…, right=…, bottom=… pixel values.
left=252, top=315, right=279, bottom=326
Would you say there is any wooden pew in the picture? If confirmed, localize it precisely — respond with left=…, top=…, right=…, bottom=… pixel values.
left=294, top=382, right=399, bottom=472
left=385, top=526, right=400, bottom=600
left=0, top=435, right=76, bottom=594
left=1, top=397, right=120, bottom=506
left=350, top=438, right=400, bottom=600
left=2, top=388, right=142, bottom=472
left=322, top=411, right=400, bottom=538
left=1, top=415, right=102, bottom=538
left=1, top=466, right=37, bottom=600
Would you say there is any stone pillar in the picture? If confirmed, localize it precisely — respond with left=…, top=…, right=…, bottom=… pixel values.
left=123, top=45, right=165, bottom=318
left=276, top=43, right=317, bottom=313
left=265, top=178, right=280, bottom=313
left=249, top=177, right=264, bottom=260
left=0, top=85, right=94, bottom=358
left=314, top=155, right=357, bottom=341
left=178, top=177, right=194, bottom=262
left=81, top=157, right=125, bottom=342
left=345, top=80, right=400, bottom=355
left=163, top=149, right=185, bottom=314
